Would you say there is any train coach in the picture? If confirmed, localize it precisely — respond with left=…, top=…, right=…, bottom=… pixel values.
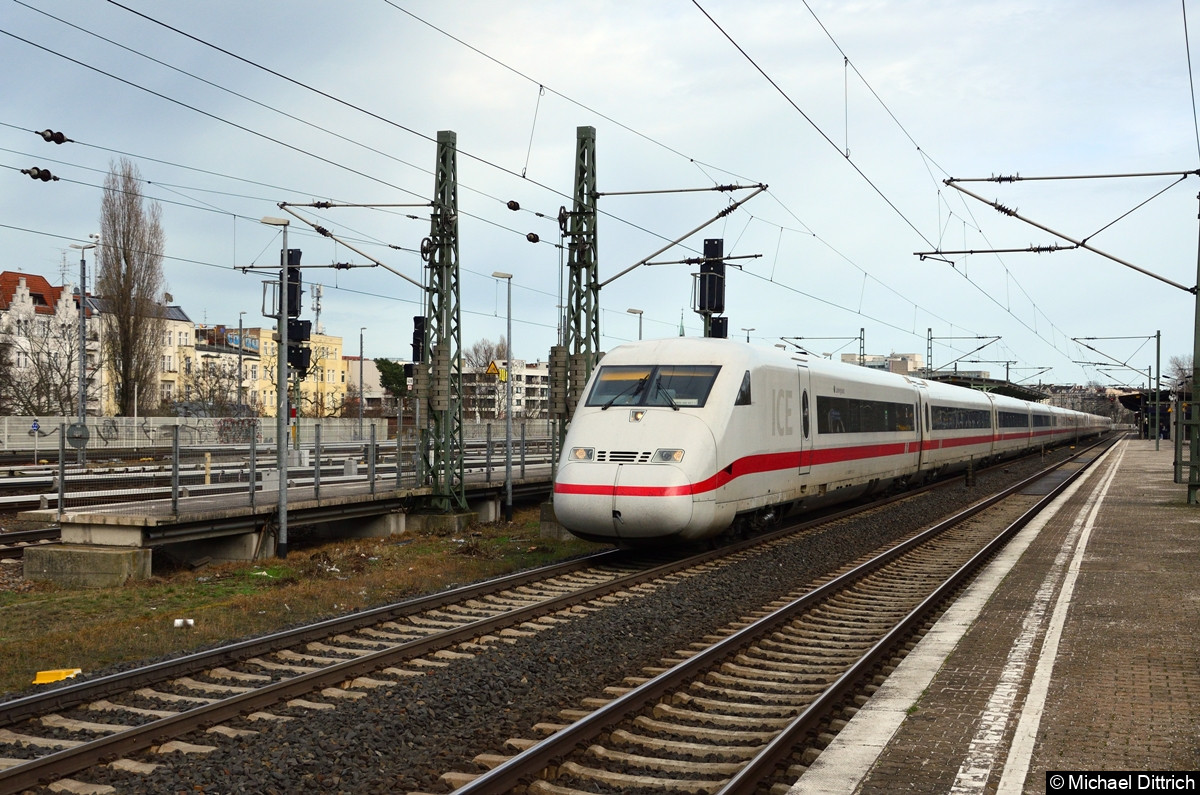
left=552, top=337, right=1111, bottom=545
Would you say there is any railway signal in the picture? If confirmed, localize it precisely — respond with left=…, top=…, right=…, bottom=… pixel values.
left=411, top=316, right=426, bottom=363
left=283, top=250, right=302, bottom=317
left=286, top=318, right=312, bottom=377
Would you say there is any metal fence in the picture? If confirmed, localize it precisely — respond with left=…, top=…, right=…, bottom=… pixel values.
left=0, top=415, right=557, bottom=519
left=0, top=415, right=556, bottom=453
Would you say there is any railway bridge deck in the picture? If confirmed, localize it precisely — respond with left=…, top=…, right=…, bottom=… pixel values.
left=21, top=464, right=557, bottom=587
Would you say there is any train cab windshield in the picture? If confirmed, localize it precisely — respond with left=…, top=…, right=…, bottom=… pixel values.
left=586, top=364, right=722, bottom=409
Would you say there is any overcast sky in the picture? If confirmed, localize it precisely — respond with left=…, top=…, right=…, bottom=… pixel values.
left=3, top=0, right=1198, bottom=388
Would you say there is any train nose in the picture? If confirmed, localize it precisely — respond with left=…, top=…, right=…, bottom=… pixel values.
left=554, top=462, right=695, bottom=541
left=609, top=463, right=694, bottom=539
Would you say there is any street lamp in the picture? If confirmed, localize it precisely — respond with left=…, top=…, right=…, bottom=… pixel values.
left=492, top=271, right=513, bottom=522
left=741, top=327, right=755, bottom=343
left=260, top=215, right=289, bottom=558
left=359, top=327, right=366, bottom=440
left=627, top=308, right=643, bottom=340
left=69, top=236, right=98, bottom=466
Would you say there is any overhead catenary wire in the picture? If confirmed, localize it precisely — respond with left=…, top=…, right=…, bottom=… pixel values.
left=3, top=1, right=1164, bottom=382
left=688, top=0, right=1098, bottom=377
left=691, top=0, right=935, bottom=251
left=25, top=1, right=1045, bottom=361
left=392, top=0, right=1000, bottom=342
left=50, top=1, right=740, bottom=261
left=1183, top=0, right=1200, bottom=165
left=792, top=0, right=1181, bottom=376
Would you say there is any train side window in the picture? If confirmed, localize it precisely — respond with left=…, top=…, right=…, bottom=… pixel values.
left=817, top=395, right=913, bottom=433
left=735, top=371, right=752, bottom=406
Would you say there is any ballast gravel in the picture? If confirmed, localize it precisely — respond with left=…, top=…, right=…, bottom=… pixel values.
left=63, top=452, right=1073, bottom=794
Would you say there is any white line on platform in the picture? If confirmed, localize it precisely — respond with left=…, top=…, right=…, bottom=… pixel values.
left=951, top=443, right=1125, bottom=794
left=789, top=441, right=1121, bottom=795
left=993, top=443, right=1126, bottom=794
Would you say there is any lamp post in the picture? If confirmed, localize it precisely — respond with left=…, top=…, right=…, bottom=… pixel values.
left=359, top=327, right=366, bottom=440
left=69, top=237, right=97, bottom=466
left=260, top=216, right=290, bottom=558
left=237, top=311, right=246, bottom=411
left=627, top=308, right=643, bottom=340
left=492, top=271, right=513, bottom=522
left=741, top=327, right=755, bottom=343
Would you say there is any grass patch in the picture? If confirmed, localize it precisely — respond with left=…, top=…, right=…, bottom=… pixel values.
left=0, top=505, right=601, bottom=697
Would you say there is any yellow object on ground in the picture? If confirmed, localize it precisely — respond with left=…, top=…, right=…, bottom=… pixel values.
left=33, top=668, right=82, bottom=684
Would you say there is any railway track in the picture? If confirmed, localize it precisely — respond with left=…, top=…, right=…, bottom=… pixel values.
left=0, top=438, right=1112, bottom=794
left=439, top=437, right=1115, bottom=794
left=0, top=529, right=60, bottom=560
left=0, top=527, right=810, bottom=793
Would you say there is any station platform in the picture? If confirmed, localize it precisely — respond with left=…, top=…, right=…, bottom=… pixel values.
left=794, top=438, right=1199, bottom=794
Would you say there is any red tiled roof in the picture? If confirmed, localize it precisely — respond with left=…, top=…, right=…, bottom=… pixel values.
left=0, top=271, right=66, bottom=315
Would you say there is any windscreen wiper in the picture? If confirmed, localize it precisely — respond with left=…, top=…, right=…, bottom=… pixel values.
left=601, top=375, right=649, bottom=410
left=656, top=379, right=680, bottom=411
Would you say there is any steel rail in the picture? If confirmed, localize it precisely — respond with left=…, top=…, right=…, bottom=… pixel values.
left=1, top=437, right=1100, bottom=721
left=0, top=437, right=1111, bottom=791
left=0, top=546, right=623, bottom=727
left=716, top=437, right=1117, bottom=793
left=450, top=435, right=1115, bottom=794
left=0, top=548, right=678, bottom=791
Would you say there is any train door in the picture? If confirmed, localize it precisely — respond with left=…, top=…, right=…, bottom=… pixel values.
left=797, top=365, right=812, bottom=475
left=915, top=389, right=927, bottom=470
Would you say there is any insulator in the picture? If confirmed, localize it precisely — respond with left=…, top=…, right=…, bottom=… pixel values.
left=432, top=345, right=450, bottom=412
left=526, top=232, right=540, bottom=244
left=549, top=346, right=568, bottom=417
left=22, top=167, right=57, bottom=182
left=506, top=200, right=520, bottom=211
left=568, top=353, right=589, bottom=415
left=413, top=362, right=428, bottom=401
left=39, top=129, right=68, bottom=144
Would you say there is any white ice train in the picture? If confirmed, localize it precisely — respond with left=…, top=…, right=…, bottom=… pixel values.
left=552, top=337, right=1111, bottom=544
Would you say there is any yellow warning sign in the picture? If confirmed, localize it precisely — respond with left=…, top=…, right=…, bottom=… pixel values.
left=486, top=361, right=499, bottom=375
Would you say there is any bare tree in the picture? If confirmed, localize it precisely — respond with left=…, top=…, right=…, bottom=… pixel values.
left=0, top=278, right=94, bottom=415
left=463, top=336, right=507, bottom=369
left=181, top=356, right=244, bottom=416
left=339, top=382, right=362, bottom=419
left=1168, top=354, right=1193, bottom=389
left=97, top=158, right=167, bottom=417
left=0, top=318, right=84, bottom=415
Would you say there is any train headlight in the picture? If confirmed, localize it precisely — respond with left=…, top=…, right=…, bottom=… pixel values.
left=568, top=447, right=594, bottom=461
left=653, top=448, right=684, bottom=463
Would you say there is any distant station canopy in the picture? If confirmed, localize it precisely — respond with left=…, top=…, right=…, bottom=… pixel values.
left=923, top=372, right=1048, bottom=402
